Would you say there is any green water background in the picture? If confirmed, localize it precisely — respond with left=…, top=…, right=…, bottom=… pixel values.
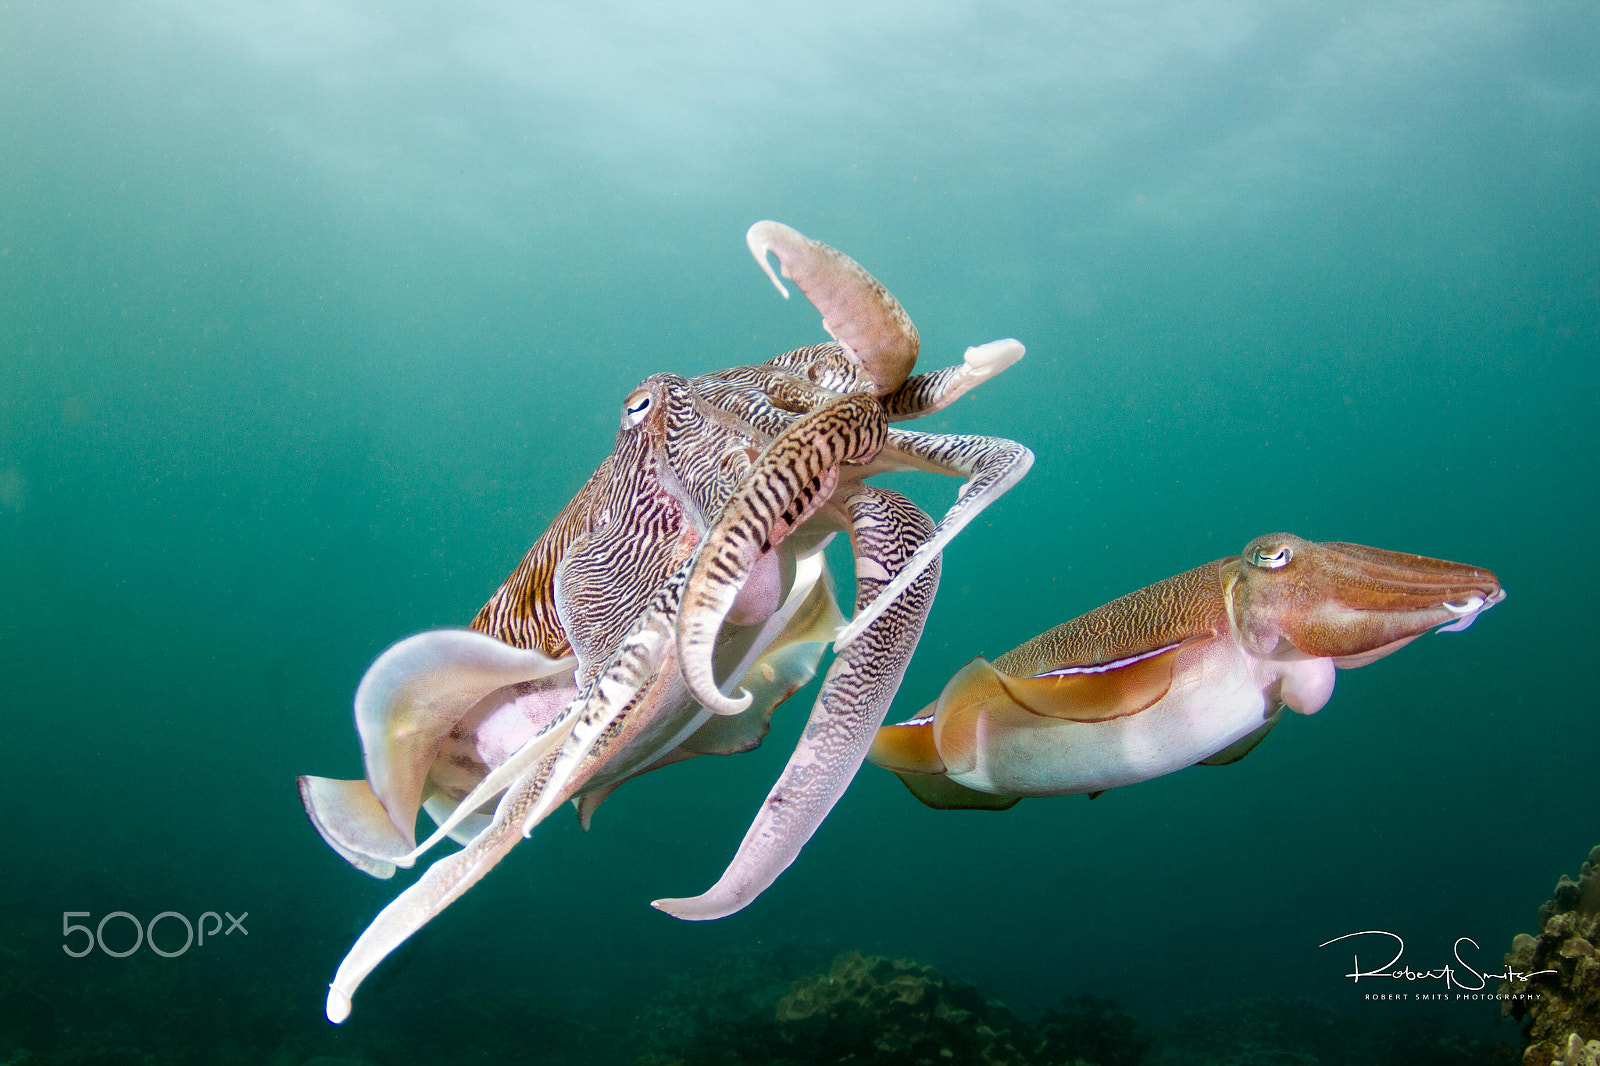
left=2, top=0, right=1596, bottom=1051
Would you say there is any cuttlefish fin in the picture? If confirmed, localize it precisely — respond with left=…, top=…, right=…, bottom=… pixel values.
left=420, top=792, right=494, bottom=846
left=356, top=628, right=573, bottom=837
left=300, top=628, right=573, bottom=874
left=990, top=644, right=1181, bottom=722
left=915, top=648, right=1180, bottom=781
left=1196, top=708, right=1284, bottom=766
left=296, top=777, right=404, bottom=879
left=867, top=716, right=945, bottom=775
left=892, top=771, right=1021, bottom=812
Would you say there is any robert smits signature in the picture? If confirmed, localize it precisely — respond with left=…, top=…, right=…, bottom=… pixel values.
left=1318, top=930, right=1555, bottom=993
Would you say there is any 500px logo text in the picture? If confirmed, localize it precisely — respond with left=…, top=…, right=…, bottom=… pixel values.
left=62, top=910, right=248, bottom=958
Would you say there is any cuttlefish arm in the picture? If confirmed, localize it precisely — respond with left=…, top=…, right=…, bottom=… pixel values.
left=573, top=554, right=844, bottom=830
left=676, top=391, right=885, bottom=716
left=869, top=534, right=1503, bottom=808
left=324, top=564, right=697, bottom=1023
left=740, top=222, right=1031, bottom=653
left=880, top=338, right=1026, bottom=422
left=834, top=428, right=1034, bottom=648
left=656, top=485, right=938, bottom=919
left=747, top=220, right=919, bottom=396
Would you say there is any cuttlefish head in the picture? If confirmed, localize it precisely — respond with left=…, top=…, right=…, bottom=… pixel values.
left=1227, top=533, right=1505, bottom=668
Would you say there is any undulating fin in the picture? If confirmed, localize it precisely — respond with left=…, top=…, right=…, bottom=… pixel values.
left=992, top=644, right=1181, bottom=722
left=420, top=792, right=493, bottom=846
left=1196, top=709, right=1284, bottom=766
left=893, top=771, right=1020, bottom=812
left=929, top=657, right=1008, bottom=777
left=352, top=628, right=575, bottom=849
left=296, top=776, right=406, bottom=879
left=867, top=717, right=945, bottom=775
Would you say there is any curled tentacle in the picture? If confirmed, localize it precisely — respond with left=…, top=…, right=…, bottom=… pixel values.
left=654, top=486, right=938, bottom=920
left=747, top=220, right=919, bottom=395
left=677, top=392, right=887, bottom=715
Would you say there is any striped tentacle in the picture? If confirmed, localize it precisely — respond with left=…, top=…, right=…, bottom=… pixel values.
left=654, top=486, right=937, bottom=920
left=880, top=338, right=1024, bottom=422
left=834, top=428, right=1034, bottom=647
left=677, top=392, right=887, bottom=715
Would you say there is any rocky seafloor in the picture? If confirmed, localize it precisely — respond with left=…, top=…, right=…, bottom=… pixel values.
left=3, top=937, right=1522, bottom=1066
left=26, top=841, right=1600, bottom=1066
left=1502, top=845, right=1600, bottom=1066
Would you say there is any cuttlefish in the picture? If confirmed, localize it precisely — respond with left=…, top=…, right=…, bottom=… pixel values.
left=298, top=221, right=1030, bottom=1021
left=868, top=534, right=1504, bottom=809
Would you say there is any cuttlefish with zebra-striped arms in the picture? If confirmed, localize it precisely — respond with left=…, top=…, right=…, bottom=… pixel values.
left=297, top=221, right=1033, bottom=1021
left=868, top=534, right=1504, bottom=810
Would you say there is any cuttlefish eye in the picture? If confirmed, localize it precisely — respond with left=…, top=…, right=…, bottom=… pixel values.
left=623, top=390, right=653, bottom=426
left=1249, top=544, right=1292, bottom=569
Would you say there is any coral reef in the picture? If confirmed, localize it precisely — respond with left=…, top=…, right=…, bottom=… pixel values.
left=1503, top=845, right=1600, bottom=1066
left=636, top=947, right=1096, bottom=1066
left=2, top=934, right=1518, bottom=1066
left=1551, top=1035, right=1600, bottom=1066
left=772, top=951, right=1078, bottom=1066
left=632, top=940, right=838, bottom=1066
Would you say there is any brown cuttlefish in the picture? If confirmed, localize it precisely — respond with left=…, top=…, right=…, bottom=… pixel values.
left=868, top=534, right=1504, bottom=809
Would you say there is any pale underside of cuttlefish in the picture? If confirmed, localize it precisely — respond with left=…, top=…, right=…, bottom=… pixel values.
left=868, top=534, right=1504, bottom=810
left=297, top=222, right=1032, bottom=1021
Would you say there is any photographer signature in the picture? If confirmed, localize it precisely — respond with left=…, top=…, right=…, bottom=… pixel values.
left=1318, top=930, right=1555, bottom=990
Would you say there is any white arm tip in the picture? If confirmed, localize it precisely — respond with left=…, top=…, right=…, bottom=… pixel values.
left=326, top=987, right=353, bottom=1024
left=963, top=338, right=1024, bottom=376
left=746, top=221, right=793, bottom=299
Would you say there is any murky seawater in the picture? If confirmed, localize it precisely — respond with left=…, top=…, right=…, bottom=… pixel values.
left=3, top=4, right=1595, bottom=1062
